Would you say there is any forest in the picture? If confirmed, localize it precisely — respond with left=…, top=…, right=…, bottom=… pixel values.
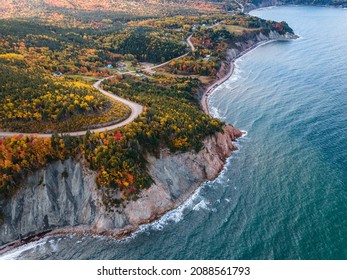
left=165, top=14, right=293, bottom=76
left=0, top=0, right=231, bottom=20
left=0, top=74, right=223, bottom=208
left=0, top=54, right=130, bottom=133
left=0, top=19, right=189, bottom=74
left=0, top=9, right=294, bottom=207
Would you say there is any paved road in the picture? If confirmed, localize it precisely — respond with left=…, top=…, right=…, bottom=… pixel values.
left=187, top=35, right=195, bottom=52
left=0, top=76, right=143, bottom=138
left=127, top=35, right=195, bottom=73
left=0, top=35, right=196, bottom=138
left=234, top=0, right=245, bottom=12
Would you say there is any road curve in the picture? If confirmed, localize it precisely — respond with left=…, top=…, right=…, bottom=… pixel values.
left=234, top=0, right=245, bottom=13
left=0, top=76, right=143, bottom=138
left=0, top=35, right=196, bottom=138
left=142, top=34, right=195, bottom=71
left=187, top=35, right=195, bottom=52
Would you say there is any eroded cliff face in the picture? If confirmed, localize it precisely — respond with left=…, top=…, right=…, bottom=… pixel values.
left=244, top=0, right=285, bottom=13
left=0, top=125, right=242, bottom=246
left=227, top=31, right=298, bottom=61
left=0, top=160, right=102, bottom=245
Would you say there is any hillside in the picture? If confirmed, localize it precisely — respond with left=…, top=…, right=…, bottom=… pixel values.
left=0, top=11, right=294, bottom=203
left=0, top=0, right=230, bottom=20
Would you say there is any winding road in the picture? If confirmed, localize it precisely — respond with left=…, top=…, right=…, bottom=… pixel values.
left=0, top=35, right=196, bottom=138
left=234, top=0, right=245, bottom=13
left=0, top=77, right=143, bottom=138
left=120, top=35, right=195, bottom=74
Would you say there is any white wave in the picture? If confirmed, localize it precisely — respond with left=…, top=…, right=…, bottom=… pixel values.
left=192, top=200, right=210, bottom=211
left=119, top=184, right=209, bottom=242
left=233, top=143, right=242, bottom=151
left=122, top=159, right=248, bottom=241
left=0, top=237, right=49, bottom=260
left=227, top=73, right=241, bottom=84
left=241, top=130, right=248, bottom=137
left=48, top=239, right=59, bottom=252
left=94, top=235, right=107, bottom=241
left=207, top=64, right=243, bottom=109
left=210, top=106, right=226, bottom=120
left=2, top=125, right=246, bottom=249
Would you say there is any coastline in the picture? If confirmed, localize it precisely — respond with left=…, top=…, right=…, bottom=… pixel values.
left=0, top=32, right=297, bottom=258
left=0, top=125, right=242, bottom=257
left=201, top=36, right=298, bottom=115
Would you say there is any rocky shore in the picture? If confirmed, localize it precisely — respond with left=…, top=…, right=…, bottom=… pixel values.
left=0, top=125, right=242, bottom=252
left=201, top=30, right=299, bottom=114
left=0, top=30, right=297, bottom=254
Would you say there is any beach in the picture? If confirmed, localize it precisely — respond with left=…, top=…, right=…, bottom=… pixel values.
left=201, top=36, right=298, bottom=115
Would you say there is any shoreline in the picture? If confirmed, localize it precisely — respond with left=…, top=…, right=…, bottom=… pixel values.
left=201, top=37, right=296, bottom=116
left=0, top=34, right=296, bottom=258
left=0, top=124, right=242, bottom=257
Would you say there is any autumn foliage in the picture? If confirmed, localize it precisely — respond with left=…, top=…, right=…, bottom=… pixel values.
left=0, top=54, right=130, bottom=133
left=0, top=9, right=294, bottom=207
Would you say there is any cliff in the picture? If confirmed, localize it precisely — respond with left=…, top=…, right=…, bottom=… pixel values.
left=0, top=28, right=297, bottom=251
left=0, top=125, right=242, bottom=247
left=228, top=30, right=298, bottom=60
left=244, top=0, right=286, bottom=12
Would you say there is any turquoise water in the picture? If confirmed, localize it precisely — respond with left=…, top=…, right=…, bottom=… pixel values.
left=2, top=6, right=347, bottom=260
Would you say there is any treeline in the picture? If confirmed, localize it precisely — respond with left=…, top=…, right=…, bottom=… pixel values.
left=103, top=76, right=221, bottom=152
left=129, top=14, right=227, bottom=29
left=143, top=14, right=294, bottom=76
left=168, top=56, right=220, bottom=76
left=0, top=14, right=293, bottom=76
left=0, top=0, right=229, bottom=23
left=0, top=134, right=79, bottom=199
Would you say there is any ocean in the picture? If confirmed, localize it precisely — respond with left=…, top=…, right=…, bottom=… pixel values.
left=1, top=6, right=346, bottom=260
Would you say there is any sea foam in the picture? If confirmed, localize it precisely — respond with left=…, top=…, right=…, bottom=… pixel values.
left=0, top=237, right=50, bottom=260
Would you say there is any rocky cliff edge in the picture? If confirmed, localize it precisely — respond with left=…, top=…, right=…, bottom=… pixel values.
left=0, top=125, right=242, bottom=246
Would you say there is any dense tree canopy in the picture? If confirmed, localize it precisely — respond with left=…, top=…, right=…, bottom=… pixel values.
left=0, top=54, right=130, bottom=133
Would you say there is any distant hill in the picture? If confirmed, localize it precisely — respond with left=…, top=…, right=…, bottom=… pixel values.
left=0, top=0, right=230, bottom=19
left=2, top=0, right=346, bottom=21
